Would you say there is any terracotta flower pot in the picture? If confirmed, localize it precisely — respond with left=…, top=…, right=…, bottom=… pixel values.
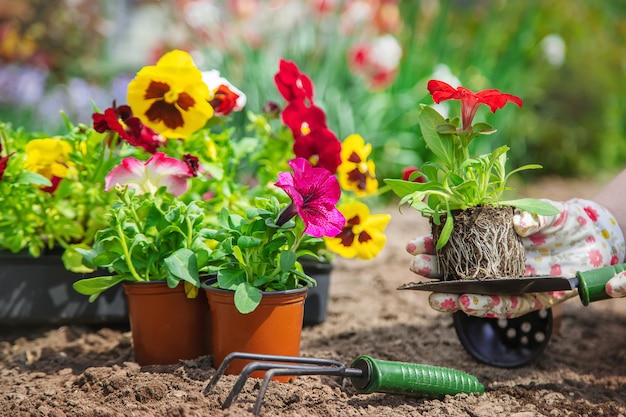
left=123, top=281, right=211, bottom=366
left=203, top=282, right=307, bottom=382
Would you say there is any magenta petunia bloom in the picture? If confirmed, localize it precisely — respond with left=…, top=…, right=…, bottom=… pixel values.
left=427, top=80, right=523, bottom=130
left=274, top=59, right=314, bottom=103
left=105, top=152, right=192, bottom=196
left=274, top=157, right=344, bottom=238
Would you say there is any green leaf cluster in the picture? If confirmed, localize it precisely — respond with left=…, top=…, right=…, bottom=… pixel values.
left=385, top=105, right=559, bottom=248
left=204, top=196, right=317, bottom=314
left=72, top=187, right=213, bottom=301
left=0, top=119, right=142, bottom=269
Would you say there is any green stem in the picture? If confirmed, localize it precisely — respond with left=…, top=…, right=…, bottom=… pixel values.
left=116, top=219, right=143, bottom=281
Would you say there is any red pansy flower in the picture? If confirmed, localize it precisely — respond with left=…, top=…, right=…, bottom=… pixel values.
left=209, top=84, right=241, bottom=116
left=0, top=142, right=13, bottom=181
left=427, top=80, right=523, bottom=130
left=293, top=129, right=342, bottom=174
left=281, top=100, right=328, bottom=138
left=274, top=59, right=314, bottom=103
left=182, top=153, right=200, bottom=177
left=92, top=102, right=163, bottom=154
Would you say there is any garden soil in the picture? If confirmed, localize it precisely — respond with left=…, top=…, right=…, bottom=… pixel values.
left=2, top=178, right=626, bottom=417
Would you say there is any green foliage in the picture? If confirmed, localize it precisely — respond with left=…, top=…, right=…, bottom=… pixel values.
left=72, top=187, right=213, bottom=301
left=205, top=197, right=316, bottom=314
left=0, top=120, right=133, bottom=269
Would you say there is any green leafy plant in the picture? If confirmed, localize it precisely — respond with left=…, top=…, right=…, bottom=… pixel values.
left=385, top=80, right=559, bottom=249
left=0, top=118, right=134, bottom=270
left=73, top=186, right=212, bottom=301
left=205, top=198, right=314, bottom=314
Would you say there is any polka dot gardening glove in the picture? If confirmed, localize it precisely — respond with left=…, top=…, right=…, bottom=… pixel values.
left=407, top=199, right=626, bottom=318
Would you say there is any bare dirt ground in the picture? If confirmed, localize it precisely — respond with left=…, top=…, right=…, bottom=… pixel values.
left=2, top=177, right=626, bottom=417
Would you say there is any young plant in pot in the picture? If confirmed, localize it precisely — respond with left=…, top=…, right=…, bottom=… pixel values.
left=385, top=80, right=559, bottom=281
left=73, top=152, right=214, bottom=365
left=202, top=157, right=345, bottom=379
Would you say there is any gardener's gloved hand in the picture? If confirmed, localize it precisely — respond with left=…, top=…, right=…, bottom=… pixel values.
left=406, top=198, right=626, bottom=318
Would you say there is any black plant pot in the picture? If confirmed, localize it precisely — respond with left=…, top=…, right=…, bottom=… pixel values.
left=301, top=259, right=333, bottom=326
left=0, top=251, right=128, bottom=326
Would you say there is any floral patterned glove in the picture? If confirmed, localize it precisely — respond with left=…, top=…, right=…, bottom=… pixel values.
left=407, top=199, right=626, bottom=318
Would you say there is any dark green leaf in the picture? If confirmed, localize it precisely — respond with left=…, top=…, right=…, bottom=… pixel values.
left=436, top=215, right=454, bottom=249
left=164, top=248, right=199, bottom=287
left=72, top=275, right=127, bottom=298
left=279, top=250, right=297, bottom=272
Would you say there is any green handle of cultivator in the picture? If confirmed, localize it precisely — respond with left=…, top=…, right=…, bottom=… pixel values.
left=349, top=355, right=484, bottom=397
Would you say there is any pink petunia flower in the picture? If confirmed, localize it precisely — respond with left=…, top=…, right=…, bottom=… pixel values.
left=105, top=152, right=192, bottom=197
left=274, top=157, right=345, bottom=238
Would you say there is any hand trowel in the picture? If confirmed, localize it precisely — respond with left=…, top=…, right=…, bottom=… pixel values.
left=398, top=263, right=626, bottom=305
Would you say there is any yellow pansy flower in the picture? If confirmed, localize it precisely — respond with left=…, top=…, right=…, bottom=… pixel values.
left=324, top=202, right=390, bottom=260
left=127, top=50, right=214, bottom=139
left=24, top=138, right=73, bottom=180
left=337, top=133, right=378, bottom=196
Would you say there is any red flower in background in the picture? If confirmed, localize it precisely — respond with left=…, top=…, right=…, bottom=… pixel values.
left=209, top=84, right=241, bottom=116
left=273, top=59, right=342, bottom=175
left=274, top=59, right=314, bottom=103
left=281, top=100, right=327, bottom=137
left=92, top=102, right=164, bottom=154
left=182, top=153, right=200, bottom=177
left=427, top=80, right=523, bottom=130
left=293, top=129, right=342, bottom=174
left=0, top=142, right=13, bottom=181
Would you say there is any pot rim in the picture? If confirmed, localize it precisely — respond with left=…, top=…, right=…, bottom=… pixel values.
left=201, top=277, right=310, bottom=296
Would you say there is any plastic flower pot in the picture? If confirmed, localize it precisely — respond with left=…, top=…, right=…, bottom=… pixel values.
left=203, top=281, right=307, bottom=382
left=123, top=281, right=211, bottom=366
left=301, top=259, right=333, bottom=326
left=0, top=250, right=128, bottom=326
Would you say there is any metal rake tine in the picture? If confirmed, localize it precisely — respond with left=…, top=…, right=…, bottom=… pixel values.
left=252, top=366, right=356, bottom=417
left=205, top=352, right=348, bottom=395
left=222, top=362, right=333, bottom=409
left=205, top=352, right=286, bottom=395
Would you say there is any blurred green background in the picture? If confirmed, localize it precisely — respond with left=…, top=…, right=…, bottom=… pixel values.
left=1, top=0, right=625, bottom=183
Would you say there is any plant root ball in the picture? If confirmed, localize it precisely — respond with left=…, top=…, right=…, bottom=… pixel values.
left=431, top=206, right=526, bottom=280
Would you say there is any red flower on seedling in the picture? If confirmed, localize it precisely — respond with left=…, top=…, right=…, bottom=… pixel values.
left=275, top=157, right=345, bottom=238
left=401, top=166, right=425, bottom=183
left=427, top=80, right=523, bottom=130
left=92, top=102, right=164, bottom=154
left=293, top=129, right=342, bottom=174
left=274, top=59, right=314, bottom=103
